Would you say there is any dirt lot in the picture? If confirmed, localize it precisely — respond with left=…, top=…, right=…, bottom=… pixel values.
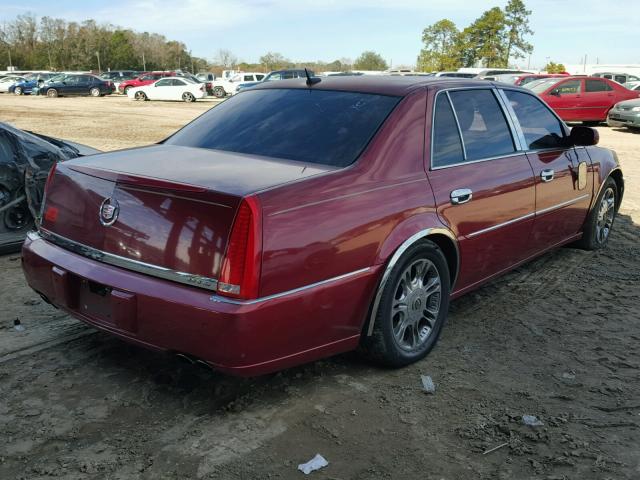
left=1, top=94, right=639, bottom=480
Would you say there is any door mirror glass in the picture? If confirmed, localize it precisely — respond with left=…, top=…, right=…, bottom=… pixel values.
left=570, top=126, right=599, bottom=146
left=549, top=89, right=560, bottom=97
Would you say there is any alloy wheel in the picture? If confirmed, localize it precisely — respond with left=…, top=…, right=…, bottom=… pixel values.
left=391, top=259, right=442, bottom=352
left=595, top=187, right=615, bottom=244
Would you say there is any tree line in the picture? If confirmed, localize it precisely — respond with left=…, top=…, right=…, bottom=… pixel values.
left=417, top=0, right=534, bottom=72
left=0, top=14, right=205, bottom=72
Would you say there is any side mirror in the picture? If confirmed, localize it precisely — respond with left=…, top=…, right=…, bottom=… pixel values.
left=570, top=126, right=599, bottom=146
left=549, top=90, right=560, bottom=97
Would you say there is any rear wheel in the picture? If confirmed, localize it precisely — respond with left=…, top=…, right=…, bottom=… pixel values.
left=576, top=177, right=618, bottom=250
left=46, top=88, right=58, bottom=98
left=182, top=92, right=195, bottom=102
left=134, top=91, right=147, bottom=101
left=361, top=240, right=450, bottom=367
left=90, top=87, right=101, bottom=97
left=213, top=86, right=226, bottom=98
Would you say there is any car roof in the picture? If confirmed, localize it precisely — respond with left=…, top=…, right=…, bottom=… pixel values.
left=249, top=76, right=508, bottom=96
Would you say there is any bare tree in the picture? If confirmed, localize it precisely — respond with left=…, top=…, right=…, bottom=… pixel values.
left=214, top=49, right=237, bottom=68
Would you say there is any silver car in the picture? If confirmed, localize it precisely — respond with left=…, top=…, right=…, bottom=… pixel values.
left=607, top=99, right=640, bottom=129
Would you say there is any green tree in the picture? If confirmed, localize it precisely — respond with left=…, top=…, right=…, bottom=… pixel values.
left=504, top=0, right=533, bottom=64
left=107, top=30, right=137, bottom=69
left=543, top=61, right=566, bottom=73
left=353, top=51, right=388, bottom=71
left=467, top=7, right=508, bottom=68
left=416, top=19, right=460, bottom=72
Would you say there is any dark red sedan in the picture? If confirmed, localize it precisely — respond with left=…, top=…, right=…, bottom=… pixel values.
left=22, top=77, right=624, bottom=376
left=530, top=76, right=640, bottom=122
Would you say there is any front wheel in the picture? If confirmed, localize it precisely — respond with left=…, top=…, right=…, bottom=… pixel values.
left=576, top=177, right=618, bottom=250
left=182, top=92, right=195, bottom=102
left=361, top=240, right=450, bottom=367
left=213, top=86, right=226, bottom=98
left=14, top=86, right=23, bottom=95
left=134, top=91, right=147, bottom=101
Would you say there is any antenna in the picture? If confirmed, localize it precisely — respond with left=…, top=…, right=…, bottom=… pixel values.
left=304, top=68, right=321, bottom=86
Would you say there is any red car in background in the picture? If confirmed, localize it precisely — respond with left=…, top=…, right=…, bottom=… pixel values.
left=514, top=73, right=569, bottom=86
left=22, top=77, right=623, bottom=376
left=530, top=76, right=640, bottom=123
left=118, top=72, right=175, bottom=94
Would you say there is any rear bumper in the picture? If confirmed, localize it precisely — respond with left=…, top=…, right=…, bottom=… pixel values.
left=21, top=232, right=378, bottom=376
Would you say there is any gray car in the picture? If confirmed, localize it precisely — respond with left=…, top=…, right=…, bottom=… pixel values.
left=607, top=99, right=640, bottom=129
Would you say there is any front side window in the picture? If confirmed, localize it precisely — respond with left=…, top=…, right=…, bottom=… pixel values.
left=431, top=94, right=464, bottom=168
left=256, top=74, right=265, bottom=81
left=585, top=79, right=613, bottom=92
left=614, top=75, right=626, bottom=84
left=504, top=90, right=565, bottom=150
left=266, top=72, right=282, bottom=81
left=448, top=89, right=515, bottom=161
left=243, top=75, right=253, bottom=81
left=549, top=79, right=581, bottom=95
left=165, top=89, right=399, bottom=167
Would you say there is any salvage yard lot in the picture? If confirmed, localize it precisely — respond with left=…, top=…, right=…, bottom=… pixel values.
left=1, top=94, right=639, bottom=479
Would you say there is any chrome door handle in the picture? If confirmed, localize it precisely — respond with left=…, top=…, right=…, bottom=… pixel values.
left=540, top=169, right=554, bottom=182
left=450, top=188, right=473, bottom=205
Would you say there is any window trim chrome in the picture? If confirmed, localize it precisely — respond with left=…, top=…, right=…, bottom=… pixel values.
left=428, top=85, right=575, bottom=171
left=32, top=229, right=220, bottom=291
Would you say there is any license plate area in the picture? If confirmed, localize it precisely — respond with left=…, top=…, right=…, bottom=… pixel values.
left=78, top=278, right=137, bottom=332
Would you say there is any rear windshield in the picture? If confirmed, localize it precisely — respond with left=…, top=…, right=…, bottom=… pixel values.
left=165, top=88, right=400, bottom=167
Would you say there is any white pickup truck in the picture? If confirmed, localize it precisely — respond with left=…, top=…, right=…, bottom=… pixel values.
left=210, top=72, right=265, bottom=98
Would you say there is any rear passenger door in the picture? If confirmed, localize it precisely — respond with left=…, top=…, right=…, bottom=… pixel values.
left=426, top=88, right=536, bottom=292
left=582, top=79, right=615, bottom=120
left=501, top=89, right=593, bottom=248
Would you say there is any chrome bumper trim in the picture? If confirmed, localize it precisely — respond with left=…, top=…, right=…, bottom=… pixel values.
left=30, top=229, right=219, bottom=292
left=210, top=267, right=373, bottom=305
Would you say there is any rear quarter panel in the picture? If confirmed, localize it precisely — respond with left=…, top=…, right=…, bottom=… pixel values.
left=584, top=145, right=624, bottom=209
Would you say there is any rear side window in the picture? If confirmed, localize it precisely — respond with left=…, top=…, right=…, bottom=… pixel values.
left=166, top=89, right=399, bottom=167
left=504, top=90, right=565, bottom=150
left=432, top=94, right=464, bottom=167
left=585, top=79, right=613, bottom=92
left=448, top=89, right=515, bottom=161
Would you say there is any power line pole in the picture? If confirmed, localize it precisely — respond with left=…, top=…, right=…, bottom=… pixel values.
left=96, top=51, right=101, bottom=73
left=142, top=51, right=146, bottom=71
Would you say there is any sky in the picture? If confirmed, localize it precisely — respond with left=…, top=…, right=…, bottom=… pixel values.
left=1, top=0, right=639, bottom=69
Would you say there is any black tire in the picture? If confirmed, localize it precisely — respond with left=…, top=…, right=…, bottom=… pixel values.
left=575, top=177, right=618, bottom=250
left=213, top=86, right=226, bottom=98
left=134, top=91, right=147, bottom=101
left=46, top=88, right=58, bottom=98
left=583, top=121, right=601, bottom=127
left=90, top=87, right=100, bottom=97
left=361, top=240, right=451, bottom=367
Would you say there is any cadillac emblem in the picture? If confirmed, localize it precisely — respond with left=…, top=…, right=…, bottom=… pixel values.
left=99, top=197, right=119, bottom=226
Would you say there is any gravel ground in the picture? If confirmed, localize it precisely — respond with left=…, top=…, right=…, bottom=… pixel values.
left=0, top=94, right=639, bottom=480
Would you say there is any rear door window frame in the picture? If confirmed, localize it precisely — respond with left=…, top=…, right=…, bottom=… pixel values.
left=429, top=86, right=571, bottom=170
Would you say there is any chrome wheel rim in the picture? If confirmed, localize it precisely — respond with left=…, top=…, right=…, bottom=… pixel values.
left=14, top=87, right=21, bottom=95
left=91, top=88, right=99, bottom=96
left=595, top=187, right=615, bottom=244
left=135, top=92, right=145, bottom=100
left=391, top=259, right=441, bottom=352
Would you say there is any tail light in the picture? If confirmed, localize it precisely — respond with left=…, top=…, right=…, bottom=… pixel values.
left=41, top=163, right=58, bottom=224
left=200, top=85, right=205, bottom=92
left=218, top=196, right=262, bottom=299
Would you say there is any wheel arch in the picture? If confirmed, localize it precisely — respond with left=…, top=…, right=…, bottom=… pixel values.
left=608, top=168, right=624, bottom=212
left=365, top=225, right=459, bottom=337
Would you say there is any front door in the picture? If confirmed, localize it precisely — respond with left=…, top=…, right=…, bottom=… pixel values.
left=426, top=88, right=536, bottom=292
left=544, top=78, right=583, bottom=121
left=501, top=89, right=593, bottom=249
